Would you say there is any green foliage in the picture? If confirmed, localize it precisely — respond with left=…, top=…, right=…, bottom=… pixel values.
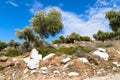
left=31, top=9, right=63, bottom=39
left=21, top=42, right=31, bottom=52
left=93, top=30, right=111, bottom=42
left=67, top=32, right=81, bottom=43
left=93, top=29, right=120, bottom=41
left=59, top=35, right=65, bottom=43
left=0, top=52, right=5, bottom=56
left=16, top=27, right=35, bottom=43
left=0, top=66, right=5, bottom=71
left=0, top=41, right=7, bottom=51
left=52, top=39, right=62, bottom=44
left=5, top=49, right=23, bottom=57
left=96, top=43, right=113, bottom=48
left=80, top=36, right=91, bottom=41
left=52, top=33, right=91, bottom=44
left=8, top=40, right=20, bottom=48
left=57, top=47, right=78, bottom=55
left=106, top=10, right=120, bottom=31
left=33, top=40, right=43, bottom=47
left=37, top=46, right=56, bottom=57
left=77, top=46, right=92, bottom=53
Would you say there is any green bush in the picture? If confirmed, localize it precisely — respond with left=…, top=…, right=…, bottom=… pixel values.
left=0, top=66, right=5, bottom=71
left=81, top=36, right=91, bottom=41
left=52, top=39, right=62, bottom=44
left=57, top=47, right=78, bottom=55
left=0, top=52, right=5, bottom=56
left=96, top=43, right=113, bottom=48
left=37, top=46, right=56, bottom=57
left=0, top=41, right=7, bottom=51
left=77, top=46, right=92, bottom=53
left=74, top=46, right=93, bottom=57
left=5, top=49, right=23, bottom=57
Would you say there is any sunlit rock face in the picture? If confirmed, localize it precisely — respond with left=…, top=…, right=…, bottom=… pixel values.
left=93, top=48, right=109, bottom=61
left=68, top=72, right=79, bottom=77
left=42, top=53, right=55, bottom=61
left=61, top=57, right=71, bottom=63
left=78, top=58, right=89, bottom=63
left=23, top=49, right=42, bottom=69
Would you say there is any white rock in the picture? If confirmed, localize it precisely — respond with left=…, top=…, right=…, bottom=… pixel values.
left=117, top=50, right=120, bottom=54
left=31, top=49, right=42, bottom=60
left=36, top=54, right=42, bottom=61
left=23, top=57, right=30, bottom=64
left=40, top=67, right=48, bottom=71
left=62, top=62, right=73, bottom=70
left=27, top=59, right=39, bottom=69
left=41, top=71, right=47, bottom=74
left=12, top=71, right=16, bottom=77
left=62, top=63, right=69, bottom=70
left=112, top=62, right=120, bottom=67
left=23, top=68, right=28, bottom=74
left=78, top=58, right=89, bottom=63
left=53, top=70, right=60, bottom=74
left=93, top=48, right=109, bottom=60
left=61, top=57, right=71, bottom=63
left=43, top=53, right=55, bottom=60
left=31, top=70, right=37, bottom=74
left=68, top=72, right=79, bottom=77
left=97, top=48, right=106, bottom=52
left=23, top=49, right=42, bottom=70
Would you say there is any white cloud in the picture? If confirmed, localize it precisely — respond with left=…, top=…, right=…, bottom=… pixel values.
left=30, top=0, right=120, bottom=39
left=6, top=1, right=18, bottom=7
left=29, top=1, right=43, bottom=14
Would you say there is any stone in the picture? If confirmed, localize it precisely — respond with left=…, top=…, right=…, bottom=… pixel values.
left=97, top=48, right=106, bottom=52
left=62, top=62, right=73, bottom=70
left=23, top=68, right=28, bottom=74
left=23, top=49, right=42, bottom=70
left=68, top=72, right=79, bottom=77
left=93, top=48, right=109, bottom=60
left=23, top=57, right=30, bottom=64
left=61, top=57, right=71, bottom=63
left=53, top=70, right=60, bottom=74
left=112, top=67, right=117, bottom=71
left=117, top=50, right=120, bottom=54
left=78, top=58, right=89, bottom=63
left=40, top=67, right=48, bottom=71
left=31, top=49, right=42, bottom=60
left=27, top=59, right=40, bottom=69
left=97, top=71, right=102, bottom=76
left=41, top=71, right=47, bottom=74
left=31, top=70, right=37, bottom=74
left=0, top=56, right=8, bottom=62
left=112, top=62, right=120, bottom=67
left=43, top=53, right=55, bottom=60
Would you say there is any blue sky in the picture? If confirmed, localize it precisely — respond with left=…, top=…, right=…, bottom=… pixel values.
left=0, top=0, right=120, bottom=43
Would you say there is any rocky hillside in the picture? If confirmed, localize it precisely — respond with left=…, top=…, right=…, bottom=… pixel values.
left=0, top=40, right=120, bottom=80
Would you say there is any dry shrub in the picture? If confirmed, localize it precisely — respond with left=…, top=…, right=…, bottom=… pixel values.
left=68, top=59, right=94, bottom=76
left=48, top=56, right=63, bottom=66
left=40, top=60, right=48, bottom=67
left=100, top=60, right=114, bottom=69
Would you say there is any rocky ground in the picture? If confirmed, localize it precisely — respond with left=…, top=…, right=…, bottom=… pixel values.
left=0, top=40, right=120, bottom=80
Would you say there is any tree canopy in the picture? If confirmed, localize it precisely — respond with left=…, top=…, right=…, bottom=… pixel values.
left=16, top=27, right=35, bottom=43
left=106, top=10, right=120, bottom=31
left=52, top=32, right=91, bottom=44
left=30, top=9, right=63, bottom=40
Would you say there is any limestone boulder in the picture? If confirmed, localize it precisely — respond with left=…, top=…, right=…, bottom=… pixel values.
left=0, top=56, right=8, bottom=62
left=93, top=48, right=109, bottom=60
